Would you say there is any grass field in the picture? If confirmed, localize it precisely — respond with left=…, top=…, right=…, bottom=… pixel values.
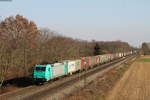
left=136, top=58, right=150, bottom=62
left=106, top=57, right=150, bottom=100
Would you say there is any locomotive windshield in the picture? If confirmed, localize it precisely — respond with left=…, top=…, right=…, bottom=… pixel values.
left=36, top=67, right=46, bottom=71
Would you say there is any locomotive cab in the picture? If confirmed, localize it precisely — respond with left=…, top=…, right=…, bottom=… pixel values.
left=33, top=64, right=52, bottom=83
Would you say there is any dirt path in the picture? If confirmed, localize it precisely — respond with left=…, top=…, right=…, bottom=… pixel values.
left=106, top=57, right=150, bottom=100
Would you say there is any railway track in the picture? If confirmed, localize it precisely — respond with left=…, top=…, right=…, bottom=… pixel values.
left=0, top=55, right=137, bottom=100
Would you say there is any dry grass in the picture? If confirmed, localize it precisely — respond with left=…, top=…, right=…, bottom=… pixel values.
left=0, top=85, right=19, bottom=94
left=106, top=56, right=150, bottom=100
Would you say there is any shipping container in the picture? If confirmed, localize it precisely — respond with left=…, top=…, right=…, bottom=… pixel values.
left=81, top=57, right=89, bottom=70
left=81, top=57, right=86, bottom=69
left=107, top=54, right=112, bottom=61
left=90, top=56, right=95, bottom=66
left=114, top=53, right=118, bottom=59
left=121, top=53, right=123, bottom=57
left=88, top=57, right=92, bottom=67
left=99, top=55, right=103, bottom=64
left=52, top=63, right=66, bottom=78
left=67, top=60, right=76, bottom=74
left=119, top=53, right=122, bottom=57
left=75, top=59, right=81, bottom=71
left=99, top=55, right=108, bottom=63
left=105, top=55, right=109, bottom=62
left=95, top=56, right=100, bottom=65
left=113, top=53, right=118, bottom=59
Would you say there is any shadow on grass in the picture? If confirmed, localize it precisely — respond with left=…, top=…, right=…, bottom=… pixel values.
left=2, top=77, right=34, bottom=87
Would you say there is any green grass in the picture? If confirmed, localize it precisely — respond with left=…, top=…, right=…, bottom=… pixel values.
left=136, top=58, right=150, bottom=62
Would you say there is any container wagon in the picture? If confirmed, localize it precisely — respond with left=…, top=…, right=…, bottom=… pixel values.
left=95, top=56, right=100, bottom=65
left=81, top=57, right=89, bottom=70
left=67, top=60, right=76, bottom=74
left=75, top=59, right=81, bottom=72
left=52, top=63, right=67, bottom=79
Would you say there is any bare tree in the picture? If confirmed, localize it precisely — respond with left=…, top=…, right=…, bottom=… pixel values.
left=0, top=15, right=40, bottom=84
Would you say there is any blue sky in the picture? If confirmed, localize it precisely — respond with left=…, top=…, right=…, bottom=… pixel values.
left=0, top=0, right=150, bottom=47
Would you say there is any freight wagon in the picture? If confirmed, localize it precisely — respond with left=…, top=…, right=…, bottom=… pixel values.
left=52, top=63, right=67, bottom=78
left=81, top=57, right=89, bottom=70
left=91, top=56, right=96, bottom=67
left=75, top=59, right=81, bottom=72
left=67, top=60, right=76, bottom=74
left=95, top=56, right=100, bottom=65
left=99, top=55, right=109, bottom=64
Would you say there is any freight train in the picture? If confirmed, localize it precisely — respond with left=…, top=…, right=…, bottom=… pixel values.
left=33, top=51, right=134, bottom=83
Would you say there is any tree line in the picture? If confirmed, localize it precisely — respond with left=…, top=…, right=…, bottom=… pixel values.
left=141, top=42, right=150, bottom=55
left=0, top=15, right=133, bottom=87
